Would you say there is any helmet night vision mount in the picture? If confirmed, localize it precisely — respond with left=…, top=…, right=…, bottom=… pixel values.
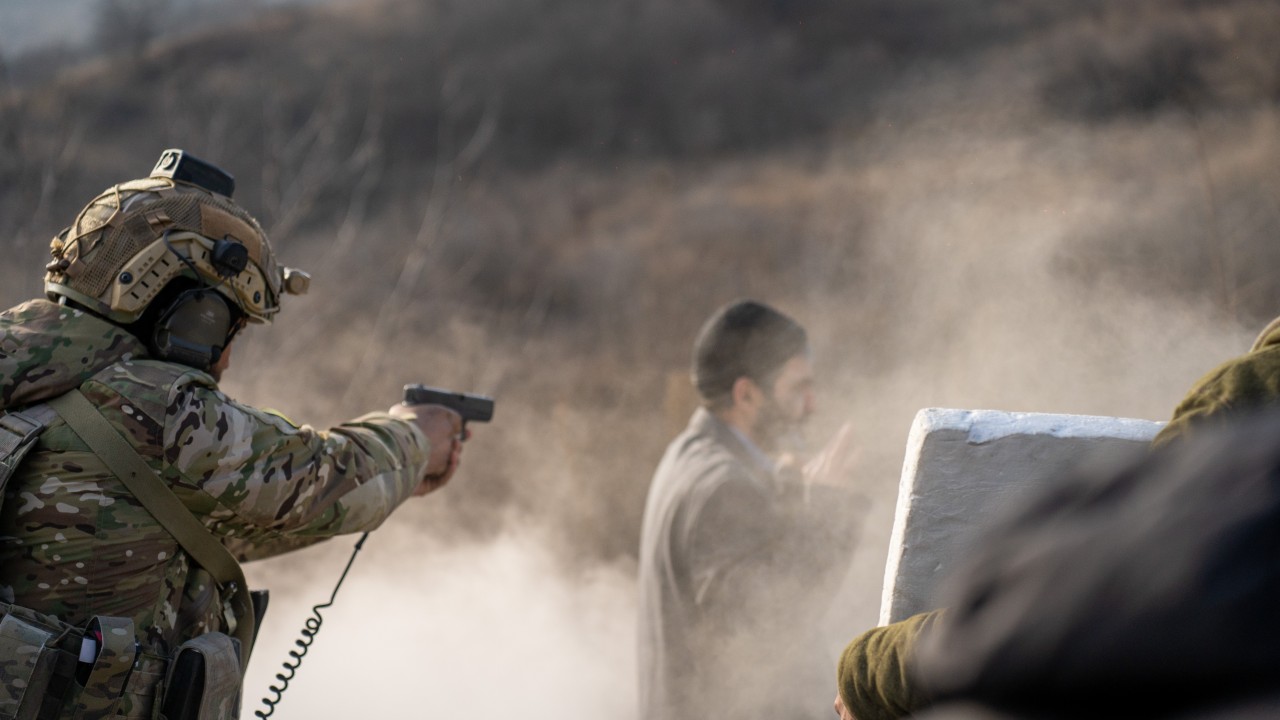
left=45, top=149, right=311, bottom=371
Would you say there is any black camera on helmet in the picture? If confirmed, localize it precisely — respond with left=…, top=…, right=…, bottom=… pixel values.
left=151, top=149, right=236, bottom=198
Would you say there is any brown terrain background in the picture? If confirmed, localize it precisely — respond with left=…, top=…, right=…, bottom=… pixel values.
left=3, top=0, right=1280, bottom=716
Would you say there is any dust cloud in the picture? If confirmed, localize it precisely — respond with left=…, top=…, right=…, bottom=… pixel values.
left=3, top=0, right=1280, bottom=717
left=803, top=57, right=1265, bottom=633
left=242, top=522, right=637, bottom=719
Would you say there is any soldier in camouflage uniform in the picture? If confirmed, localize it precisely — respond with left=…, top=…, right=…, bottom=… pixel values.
left=0, top=150, right=465, bottom=719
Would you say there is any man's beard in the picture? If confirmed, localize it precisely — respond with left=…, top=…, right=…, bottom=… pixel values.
left=754, top=396, right=806, bottom=456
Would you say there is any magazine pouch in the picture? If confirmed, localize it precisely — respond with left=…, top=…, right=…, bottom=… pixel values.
left=160, top=633, right=242, bottom=720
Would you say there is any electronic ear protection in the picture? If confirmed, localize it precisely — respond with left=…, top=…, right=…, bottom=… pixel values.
left=150, top=288, right=236, bottom=370
left=149, top=232, right=251, bottom=371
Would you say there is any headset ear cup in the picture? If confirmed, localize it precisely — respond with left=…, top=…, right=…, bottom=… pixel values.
left=151, top=290, right=234, bottom=370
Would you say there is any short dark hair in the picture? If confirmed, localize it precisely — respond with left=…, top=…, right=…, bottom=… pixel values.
left=691, top=299, right=808, bottom=409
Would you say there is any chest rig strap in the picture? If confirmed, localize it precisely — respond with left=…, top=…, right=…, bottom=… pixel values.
left=45, top=390, right=256, bottom=668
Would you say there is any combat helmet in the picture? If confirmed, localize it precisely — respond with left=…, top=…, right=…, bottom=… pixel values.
left=44, top=149, right=310, bottom=368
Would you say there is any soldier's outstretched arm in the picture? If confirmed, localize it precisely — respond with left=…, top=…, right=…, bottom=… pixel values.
left=163, top=377, right=440, bottom=561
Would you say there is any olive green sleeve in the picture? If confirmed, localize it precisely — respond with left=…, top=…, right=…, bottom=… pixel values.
left=838, top=609, right=941, bottom=720
left=1152, top=347, right=1280, bottom=447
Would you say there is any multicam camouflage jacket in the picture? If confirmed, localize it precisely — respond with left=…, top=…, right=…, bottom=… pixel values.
left=0, top=299, right=430, bottom=655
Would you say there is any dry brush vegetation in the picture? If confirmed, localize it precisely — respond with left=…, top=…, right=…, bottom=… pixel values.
left=4, top=0, right=1280, bottom=633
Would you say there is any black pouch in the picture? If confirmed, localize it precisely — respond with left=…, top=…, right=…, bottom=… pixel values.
left=248, top=590, right=269, bottom=657
left=160, top=633, right=242, bottom=720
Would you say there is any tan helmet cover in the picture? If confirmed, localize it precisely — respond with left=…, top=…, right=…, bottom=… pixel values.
left=45, top=176, right=308, bottom=325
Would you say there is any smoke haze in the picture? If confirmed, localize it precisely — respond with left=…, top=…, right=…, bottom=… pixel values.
left=2, top=0, right=1279, bottom=716
left=242, top=523, right=637, bottom=719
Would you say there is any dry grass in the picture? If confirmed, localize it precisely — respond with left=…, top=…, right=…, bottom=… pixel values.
left=3, top=0, right=1280, bottom=642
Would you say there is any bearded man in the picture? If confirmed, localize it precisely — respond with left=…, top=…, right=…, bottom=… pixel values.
left=637, top=299, right=858, bottom=720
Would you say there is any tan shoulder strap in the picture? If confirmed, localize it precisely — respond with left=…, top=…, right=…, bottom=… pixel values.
left=45, top=389, right=255, bottom=664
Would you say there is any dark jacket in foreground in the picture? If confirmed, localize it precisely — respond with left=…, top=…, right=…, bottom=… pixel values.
left=637, top=408, right=855, bottom=720
left=839, top=316, right=1280, bottom=720
left=913, top=409, right=1280, bottom=719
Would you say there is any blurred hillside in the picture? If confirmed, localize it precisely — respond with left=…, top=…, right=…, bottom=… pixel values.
left=4, top=1, right=1280, bottom=713
left=0, top=0, right=335, bottom=57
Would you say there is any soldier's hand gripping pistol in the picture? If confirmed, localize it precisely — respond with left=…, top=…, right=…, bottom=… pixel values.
left=402, top=384, right=495, bottom=435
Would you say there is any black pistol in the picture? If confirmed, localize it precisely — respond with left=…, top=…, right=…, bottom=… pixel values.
left=402, top=384, right=495, bottom=433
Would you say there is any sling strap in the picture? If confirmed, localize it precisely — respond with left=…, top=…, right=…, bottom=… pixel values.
left=45, top=389, right=256, bottom=666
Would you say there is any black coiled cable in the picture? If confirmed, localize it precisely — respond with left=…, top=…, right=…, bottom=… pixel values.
left=255, top=532, right=369, bottom=719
